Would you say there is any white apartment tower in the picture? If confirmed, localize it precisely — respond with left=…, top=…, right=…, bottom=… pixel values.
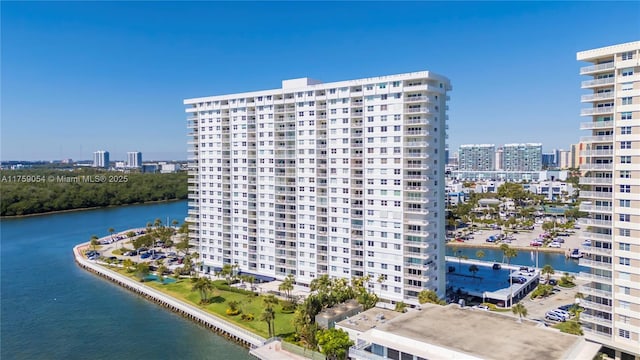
left=502, top=143, right=543, bottom=171
left=577, top=41, right=640, bottom=359
left=93, top=150, right=109, bottom=169
left=458, top=144, right=496, bottom=171
left=184, top=71, right=451, bottom=303
left=127, top=151, right=142, bottom=168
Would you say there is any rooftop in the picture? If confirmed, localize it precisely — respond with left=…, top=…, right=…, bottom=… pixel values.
left=577, top=41, right=640, bottom=61
left=335, top=307, right=401, bottom=333
left=359, top=303, right=590, bottom=360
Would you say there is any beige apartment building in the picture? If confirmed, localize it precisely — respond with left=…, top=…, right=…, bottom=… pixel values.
left=577, top=41, right=640, bottom=359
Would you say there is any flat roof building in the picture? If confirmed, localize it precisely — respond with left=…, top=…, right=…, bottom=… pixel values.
left=458, top=144, right=495, bottom=171
left=92, top=150, right=109, bottom=169
left=184, top=71, right=452, bottom=303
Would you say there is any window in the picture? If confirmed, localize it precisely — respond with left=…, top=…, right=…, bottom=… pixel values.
left=621, top=97, right=632, bottom=105
left=620, top=199, right=631, bottom=207
left=621, top=112, right=633, bottom=120
left=621, top=68, right=634, bottom=76
left=621, top=156, right=631, bottom=164
left=619, top=214, right=630, bottom=222
left=619, top=257, right=630, bottom=266
left=621, top=51, right=634, bottom=60
left=621, top=82, right=633, bottom=91
left=620, top=228, right=631, bottom=237
left=621, top=141, right=632, bottom=149
left=619, top=243, right=631, bottom=251
left=380, top=105, right=387, bottom=111
left=620, top=185, right=631, bottom=193
left=618, top=329, right=630, bottom=339
left=620, top=170, right=631, bottom=178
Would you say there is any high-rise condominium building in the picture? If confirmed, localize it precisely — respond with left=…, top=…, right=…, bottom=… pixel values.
left=184, top=71, right=451, bottom=303
left=93, top=150, right=109, bottom=169
left=458, top=144, right=495, bottom=171
left=577, top=41, right=640, bottom=359
left=127, top=151, right=142, bottom=168
left=502, top=143, right=542, bottom=171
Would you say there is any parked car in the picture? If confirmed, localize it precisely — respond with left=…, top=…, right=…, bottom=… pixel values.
left=140, top=252, right=151, bottom=259
left=554, top=237, right=565, bottom=243
left=553, top=309, right=571, bottom=319
left=549, top=242, right=561, bottom=248
left=548, top=309, right=570, bottom=321
left=492, top=263, right=502, bottom=270
left=549, top=279, right=558, bottom=286
left=530, top=240, right=543, bottom=247
left=545, top=311, right=565, bottom=322
left=474, top=304, right=489, bottom=311
left=558, top=304, right=573, bottom=311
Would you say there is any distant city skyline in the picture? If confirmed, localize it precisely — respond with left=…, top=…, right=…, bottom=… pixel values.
left=2, top=2, right=639, bottom=161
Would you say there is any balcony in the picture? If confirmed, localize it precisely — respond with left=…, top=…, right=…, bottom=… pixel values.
left=581, top=77, right=615, bottom=88
left=581, top=231, right=612, bottom=242
left=578, top=272, right=612, bottom=283
left=581, top=92, right=614, bottom=102
left=580, top=299, right=612, bottom=312
left=579, top=190, right=613, bottom=200
left=581, top=245, right=612, bottom=256
left=579, top=203, right=612, bottom=212
left=580, top=121, right=614, bottom=130
left=579, top=258, right=612, bottom=270
left=579, top=134, right=613, bottom=143
left=581, top=107, right=614, bottom=116
left=579, top=177, right=613, bottom=185
left=580, top=62, right=614, bottom=75
left=580, top=149, right=614, bottom=157
left=580, top=163, right=613, bottom=171
left=404, top=118, right=428, bottom=125
left=580, top=313, right=613, bottom=326
left=406, top=107, right=429, bottom=113
left=404, top=96, right=427, bottom=102
left=578, top=218, right=612, bottom=227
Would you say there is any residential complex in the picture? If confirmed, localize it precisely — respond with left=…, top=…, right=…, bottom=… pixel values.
left=127, top=151, right=142, bottom=168
left=502, top=143, right=543, bottom=171
left=577, top=41, right=640, bottom=359
left=92, top=150, right=109, bottom=169
left=458, top=144, right=495, bottom=171
left=184, top=71, right=451, bottom=303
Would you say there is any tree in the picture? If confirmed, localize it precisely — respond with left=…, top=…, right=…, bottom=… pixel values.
left=122, top=259, right=134, bottom=272
left=316, top=328, right=354, bottom=360
left=476, top=250, right=485, bottom=261
left=171, top=219, right=179, bottom=227
left=90, top=235, right=100, bottom=251
left=376, top=274, right=386, bottom=296
left=469, top=264, right=479, bottom=278
left=279, top=274, right=295, bottom=301
left=541, top=264, right=555, bottom=283
left=418, top=290, right=445, bottom=305
left=134, top=262, right=150, bottom=281
left=260, top=307, right=276, bottom=338
left=191, top=276, right=215, bottom=304
left=394, top=301, right=407, bottom=313
left=501, top=245, right=518, bottom=307
left=175, top=236, right=191, bottom=256
left=511, top=303, right=528, bottom=323
left=157, top=265, right=168, bottom=283
left=108, top=227, right=115, bottom=242
left=125, top=231, right=136, bottom=249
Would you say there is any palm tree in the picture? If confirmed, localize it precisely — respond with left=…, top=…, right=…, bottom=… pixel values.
left=394, top=301, right=407, bottom=313
left=157, top=265, right=168, bottom=283
left=476, top=250, right=485, bottom=262
left=511, top=303, right=528, bottom=323
left=501, top=245, right=518, bottom=307
left=90, top=235, right=100, bottom=252
left=191, top=277, right=215, bottom=304
left=108, top=227, right=115, bottom=243
left=418, top=290, right=444, bottom=305
left=469, top=264, right=479, bottom=279
left=279, top=274, right=295, bottom=301
left=541, top=264, right=555, bottom=283
left=260, top=307, right=276, bottom=338
left=171, top=219, right=179, bottom=228
left=122, top=259, right=134, bottom=272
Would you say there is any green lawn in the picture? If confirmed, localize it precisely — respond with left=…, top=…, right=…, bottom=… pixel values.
left=552, top=320, right=583, bottom=335
left=109, top=267, right=295, bottom=338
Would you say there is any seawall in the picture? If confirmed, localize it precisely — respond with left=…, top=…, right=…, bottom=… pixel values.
left=73, top=242, right=265, bottom=350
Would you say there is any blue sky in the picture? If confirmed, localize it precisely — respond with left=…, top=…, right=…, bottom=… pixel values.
left=2, top=1, right=639, bottom=161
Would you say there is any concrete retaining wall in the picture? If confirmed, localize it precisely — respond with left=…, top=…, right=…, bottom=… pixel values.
left=73, top=243, right=265, bottom=349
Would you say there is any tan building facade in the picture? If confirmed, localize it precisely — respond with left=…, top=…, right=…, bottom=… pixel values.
left=577, top=41, right=640, bottom=359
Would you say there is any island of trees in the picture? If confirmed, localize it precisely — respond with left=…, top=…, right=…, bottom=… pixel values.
left=1, top=169, right=187, bottom=216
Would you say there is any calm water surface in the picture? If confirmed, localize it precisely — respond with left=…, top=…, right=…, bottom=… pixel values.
left=445, top=247, right=586, bottom=273
left=1, top=201, right=250, bottom=360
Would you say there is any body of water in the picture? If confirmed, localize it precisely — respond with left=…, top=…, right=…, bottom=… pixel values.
left=445, top=247, right=586, bottom=274
left=1, top=201, right=250, bottom=360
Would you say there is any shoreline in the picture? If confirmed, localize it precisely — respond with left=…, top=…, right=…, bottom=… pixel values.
left=0, top=198, right=186, bottom=219
left=446, top=242, right=567, bottom=254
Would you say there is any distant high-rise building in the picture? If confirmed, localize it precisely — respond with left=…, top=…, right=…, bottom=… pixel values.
left=542, top=153, right=556, bottom=168
left=557, top=150, right=571, bottom=169
left=502, top=143, right=542, bottom=171
left=458, top=144, right=495, bottom=171
left=93, top=150, right=109, bottom=169
left=577, top=40, right=640, bottom=359
left=185, top=71, right=451, bottom=303
left=127, top=151, right=142, bottom=168
left=495, top=147, right=504, bottom=170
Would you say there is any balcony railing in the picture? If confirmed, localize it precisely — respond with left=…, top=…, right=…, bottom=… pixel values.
left=580, top=286, right=612, bottom=298
left=578, top=218, right=612, bottom=227
left=580, top=62, right=615, bottom=74
left=580, top=135, right=613, bottom=143
left=578, top=272, right=612, bottom=283
left=579, top=203, right=612, bottom=212
left=580, top=299, right=612, bottom=312
left=579, top=258, right=612, bottom=270
left=581, top=107, right=615, bottom=116
left=581, top=245, right=612, bottom=256
left=581, top=92, right=614, bottom=102
left=580, top=120, right=614, bottom=130
left=581, top=77, right=615, bottom=87
left=581, top=231, right=612, bottom=242
left=580, top=149, right=614, bottom=157
left=579, top=177, right=612, bottom=185
left=580, top=313, right=613, bottom=326
left=579, top=191, right=613, bottom=199
left=580, top=163, right=613, bottom=171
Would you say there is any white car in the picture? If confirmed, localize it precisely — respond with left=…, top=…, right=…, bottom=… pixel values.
left=549, top=242, right=561, bottom=248
left=473, top=304, right=489, bottom=311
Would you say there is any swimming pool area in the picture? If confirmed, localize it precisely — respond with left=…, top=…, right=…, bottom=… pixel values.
left=144, top=274, right=177, bottom=284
